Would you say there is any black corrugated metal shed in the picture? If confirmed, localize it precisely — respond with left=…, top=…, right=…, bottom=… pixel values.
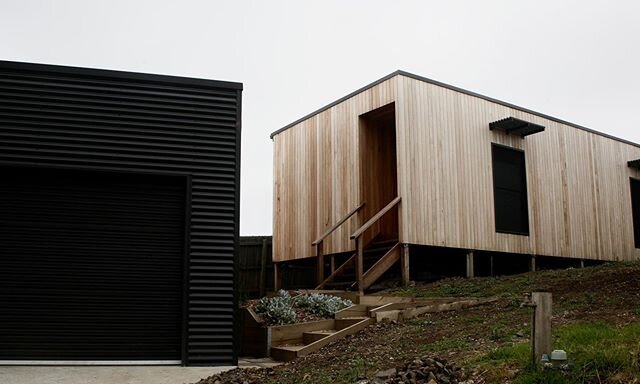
left=0, top=61, right=242, bottom=366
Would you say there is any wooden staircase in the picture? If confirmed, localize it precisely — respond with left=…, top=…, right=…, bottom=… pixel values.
left=314, top=197, right=405, bottom=294
left=321, top=240, right=400, bottom=290
left=269, top=304, right=377, bottom=361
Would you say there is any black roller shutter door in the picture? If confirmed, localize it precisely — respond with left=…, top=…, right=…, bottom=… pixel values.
left=0, top=166, right=186, bottom=361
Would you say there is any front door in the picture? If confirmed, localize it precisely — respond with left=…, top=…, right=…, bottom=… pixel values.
left=358, top=103, right=399, bottom=245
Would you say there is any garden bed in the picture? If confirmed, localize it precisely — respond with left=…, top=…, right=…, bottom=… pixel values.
left=243, top=290, right=353, bottom=326
left=239, top=291, right=354, bottom=357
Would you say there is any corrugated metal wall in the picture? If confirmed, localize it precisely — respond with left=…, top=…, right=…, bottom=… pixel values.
left=0, top=61, right=242, bottom=366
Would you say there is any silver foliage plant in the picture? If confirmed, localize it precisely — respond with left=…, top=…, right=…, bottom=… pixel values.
left=254, top=290, right=352, bottom=325
left=294, top=293, right=352, bottom=317
left=255, top=290, right=295, bottom=325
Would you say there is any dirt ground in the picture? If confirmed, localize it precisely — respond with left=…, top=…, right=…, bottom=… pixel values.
left=196, top=262, right=640, bottom=384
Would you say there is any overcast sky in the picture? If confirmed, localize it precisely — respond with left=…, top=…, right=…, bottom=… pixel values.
left=2, top=1, right=639, bottom=235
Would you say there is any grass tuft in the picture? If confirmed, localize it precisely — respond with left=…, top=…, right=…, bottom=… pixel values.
left=476, top=322, right=640, bottom=383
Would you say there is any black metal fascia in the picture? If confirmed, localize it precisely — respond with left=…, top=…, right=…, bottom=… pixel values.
left=0, top=60, right=242, bottom=90
left=269, top=70, right=403, bottom=138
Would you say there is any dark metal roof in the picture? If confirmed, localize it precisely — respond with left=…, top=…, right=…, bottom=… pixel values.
left=629, top=159, right=640, bottom=170
left=270, top=70, right=640, bottom=149
left=489, top=117, right=545, bottom=137
left=0, top=60, right=243, bottom=90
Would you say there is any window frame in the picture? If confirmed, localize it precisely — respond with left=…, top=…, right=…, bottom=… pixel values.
left=491, top=143, right=530, bottom=236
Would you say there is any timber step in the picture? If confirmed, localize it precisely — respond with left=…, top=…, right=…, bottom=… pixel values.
left=264, top=296, right=497, bottom=362
left=328, top=250, right=394, bottom=277
left=324, top=240, right=400, bottom=291
left=270, top=344, right=306, bottom=362
left=363, top=239, right=399, bottom=253
left=322, top=281, right=354, bottom=290
left=302, top=329, right=336, bottom=343
left=334, top=304, right=370, bottom=318
left=270, top=313, right=376, bottom=362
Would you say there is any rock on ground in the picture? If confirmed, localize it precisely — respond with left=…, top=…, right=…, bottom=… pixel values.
left=364, top=356, right=481, bottom=384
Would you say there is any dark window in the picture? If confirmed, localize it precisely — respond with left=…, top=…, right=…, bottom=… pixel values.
left=631, top=178, right=640, bottom=248
left=492, top=144, right=530, bottom=235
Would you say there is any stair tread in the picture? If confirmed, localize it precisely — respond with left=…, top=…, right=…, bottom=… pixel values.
left=368, top=241, right=396, bottom=245
left=271, top=317, right=376, bottom=361
left=272, top=344, right=306, bottom=351
left=325, top=281, right=355, bottom=288
left=344, top=304, right=368, bottom=309
left=320, top=239, right=400, bottom=292
left=365, top=241, right=399, bottom=251
left=304, top=329, right=336, bottom=334
left=364, top=247, right=394, bottom=254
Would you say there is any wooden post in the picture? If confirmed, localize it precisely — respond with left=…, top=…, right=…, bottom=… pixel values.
left=580, top=259, right=585, bottom=268
left=355, top=237, right=364, bottom=295
left=274, top=262, right=281, bottom=292
left=466, top=251, right=474, bottom=278
left=530, top=255, right=536, bottom=272
left=316, top=241, right=324, bottom=287
left=401, top=244, right=410, bottom=287
left=330, top=255, right=336, bottom=274
left=259, top=237, right=268, bottom=297
left=490, top=255, right=494, bottom=277
left=531, top=292, right=552, bottom=364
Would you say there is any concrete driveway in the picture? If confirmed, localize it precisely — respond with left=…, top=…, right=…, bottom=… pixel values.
left=0, top=366, right=233, bottom=384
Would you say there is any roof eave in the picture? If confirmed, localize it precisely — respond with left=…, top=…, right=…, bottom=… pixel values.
left=270, top=70, right=639, bottom=149
left=269, top=70, right=403, bottom=139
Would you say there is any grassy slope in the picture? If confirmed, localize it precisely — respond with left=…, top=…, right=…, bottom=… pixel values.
left=223, top=262, right=640, bottom=384
left=386, top=262, right=640, bottom=383
left=477, top=322, right=640, bottom=383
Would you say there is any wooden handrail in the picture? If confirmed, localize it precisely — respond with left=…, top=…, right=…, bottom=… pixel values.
left=312, top=202, right=365, bottom=246
left=350, top=196, right=401, bottom=240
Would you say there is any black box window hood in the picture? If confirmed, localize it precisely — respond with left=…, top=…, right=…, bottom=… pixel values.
left=490, top=117, right=545, bottom=138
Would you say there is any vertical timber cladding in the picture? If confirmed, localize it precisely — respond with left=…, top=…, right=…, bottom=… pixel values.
left=272, top=71, right=640, bottom=263
left=0, top=61, right=242, bottom=365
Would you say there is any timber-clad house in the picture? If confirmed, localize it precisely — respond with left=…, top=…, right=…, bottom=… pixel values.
left=271, top=70, right=640, bottom=293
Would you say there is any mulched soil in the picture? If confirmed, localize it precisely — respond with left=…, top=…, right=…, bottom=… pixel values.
left=197, top=263, right=640, bottom=384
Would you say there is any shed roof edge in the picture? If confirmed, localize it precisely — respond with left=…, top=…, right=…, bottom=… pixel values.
left=0, top=60, right=243, bottom=90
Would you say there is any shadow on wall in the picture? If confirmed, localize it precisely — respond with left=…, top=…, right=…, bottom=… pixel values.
left=260, top=244, right=609, bottom=297
left=409, top=245, right=605, bottom=281
left=277, top=257, right=317, bottom=291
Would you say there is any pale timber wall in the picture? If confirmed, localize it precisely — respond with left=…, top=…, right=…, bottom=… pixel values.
left=272, top=78, right=398, bottom=262
left=272, top=73, right=640, bottom=263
